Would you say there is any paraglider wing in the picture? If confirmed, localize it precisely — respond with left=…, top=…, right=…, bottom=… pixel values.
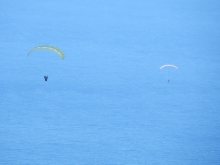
left=27, top=46, right=64, bottom=59
left=159, top=64, right=178, bottom=70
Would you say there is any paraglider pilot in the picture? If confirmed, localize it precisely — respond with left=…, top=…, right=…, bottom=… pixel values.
left=44, top=76, right=48, bottom=81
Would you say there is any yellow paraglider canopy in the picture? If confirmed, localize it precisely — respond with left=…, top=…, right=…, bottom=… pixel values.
left=27, top=46, right=64, bottom=59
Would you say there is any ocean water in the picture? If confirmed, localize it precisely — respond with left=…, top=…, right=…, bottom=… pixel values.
left=1, top=1, right=220, bottom=164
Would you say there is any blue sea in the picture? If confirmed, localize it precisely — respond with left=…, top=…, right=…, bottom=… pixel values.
left=1, top=1, right=220, bottom=164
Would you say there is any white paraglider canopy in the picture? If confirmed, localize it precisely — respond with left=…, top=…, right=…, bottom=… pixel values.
left=159, top=64, right=178, bottom=82
left=159, top=64, right=178, bottom=70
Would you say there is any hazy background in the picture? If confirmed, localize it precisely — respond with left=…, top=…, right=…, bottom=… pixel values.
left=1, top=1, right=220, bottom=164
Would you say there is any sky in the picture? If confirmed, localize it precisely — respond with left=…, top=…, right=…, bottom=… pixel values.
left=1, top=1, right=220, bottom=165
